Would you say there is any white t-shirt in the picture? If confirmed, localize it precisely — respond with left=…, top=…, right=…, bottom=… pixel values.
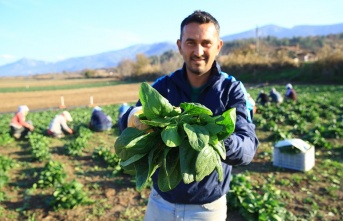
left=49, top=115, right=70, bottom=134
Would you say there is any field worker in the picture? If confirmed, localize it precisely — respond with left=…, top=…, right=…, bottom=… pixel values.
left=285, top=83, right=297, bottom=102
left=119, top=10, right=259, bottom=221
left=256, top=90, right=269, bottom=106
left=118, top=103, right=130, bottom=133
left=47, top=111, right=73, bottom=138
left=269, top=87, right=283, bottom=104
left=9, top=105, right=34, bottom=139
left=89, top=106, right=113, bottom=132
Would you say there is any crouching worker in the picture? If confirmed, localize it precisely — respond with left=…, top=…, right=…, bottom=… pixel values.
left=47, top=111, right=73, bottom=138
left=89, top=106, right=112, bottom=132
left=10, top=105, right=34, bottom=140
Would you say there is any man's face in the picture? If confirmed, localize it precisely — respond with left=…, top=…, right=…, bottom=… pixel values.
left=177, top=22, right=223, bottom=76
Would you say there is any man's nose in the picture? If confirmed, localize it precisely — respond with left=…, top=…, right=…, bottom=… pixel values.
left=193, top=44, right=204, bottom=56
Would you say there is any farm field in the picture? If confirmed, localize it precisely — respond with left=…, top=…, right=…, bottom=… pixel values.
left=0, top=79, right=342, bottom=221
left=0, top=79, right=142, bottom=113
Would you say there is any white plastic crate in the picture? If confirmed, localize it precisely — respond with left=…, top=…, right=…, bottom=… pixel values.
left=273, top=139, right=315, bottom=172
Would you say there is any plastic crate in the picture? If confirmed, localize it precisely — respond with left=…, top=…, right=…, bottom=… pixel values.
left=273, top=139, right=315, bottom=172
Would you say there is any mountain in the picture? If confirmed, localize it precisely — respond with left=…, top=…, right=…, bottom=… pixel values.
left=1, top=23, right=343, bottom=77
left=221, top=23, right=343, bottom=41
left=0, top=42, right=177, bottom=77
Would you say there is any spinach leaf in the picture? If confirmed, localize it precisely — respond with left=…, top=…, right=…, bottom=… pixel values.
left=183, top=123, right=209, bottom=151
left=214, top=151, right=224, bottom=182
left=140, top=117, right=174, bottom=127
left=161, top=124, right=182, bottom=147
left=195, top=145, right=217, bottom=181
left=217, top=108, right=236, bottom=140
left=114, top=127, right=159, bottom=161
left=158, top=148, right=182, bottom=192
left=211, top=140, right=226, bottom=160
left=134, top=155, right=150, bottom=191
left=180, top=102, right=213, bottom=116
left=139, top=82, right=175, bottom=119
left=179, top=141, right=197, bottom=184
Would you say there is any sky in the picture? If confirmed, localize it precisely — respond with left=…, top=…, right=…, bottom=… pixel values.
left=1, top=0, right=343, bottom=66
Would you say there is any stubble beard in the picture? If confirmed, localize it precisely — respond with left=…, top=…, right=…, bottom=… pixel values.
left=188, top=56, right=208, bottom=76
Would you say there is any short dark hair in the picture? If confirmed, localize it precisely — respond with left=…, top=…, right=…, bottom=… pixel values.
left=180, top=10, right=220, bottom=39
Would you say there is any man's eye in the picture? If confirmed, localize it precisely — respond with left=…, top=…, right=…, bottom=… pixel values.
left=203, top=42, right=211, bottom=47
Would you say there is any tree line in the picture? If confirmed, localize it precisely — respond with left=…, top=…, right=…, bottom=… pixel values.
left=83, top=33, right=343, bottom=84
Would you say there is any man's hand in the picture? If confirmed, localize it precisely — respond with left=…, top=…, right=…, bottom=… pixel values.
left=127, top=106, right=150, bottom=131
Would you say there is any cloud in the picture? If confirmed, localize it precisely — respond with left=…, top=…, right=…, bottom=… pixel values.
left=0, top=54, right=16, bottom=59
left=0, top=54, right=17, bottom=66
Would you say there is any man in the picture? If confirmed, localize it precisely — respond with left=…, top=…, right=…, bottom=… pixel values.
left=119, top=10, right=259, bottom=220
left=47, top=111, right=73, bottom=138
left=10, top=105, right=34, bottom=139
left=89, top=106, right=112, bottom=132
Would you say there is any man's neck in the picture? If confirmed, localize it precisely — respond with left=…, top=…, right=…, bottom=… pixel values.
left=187, top=71, right=211, bottom=88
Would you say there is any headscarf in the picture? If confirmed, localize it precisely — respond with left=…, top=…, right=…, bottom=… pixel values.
left=62, top=111, right=73, bottom=122
left=18, top=105, right=29, bottom=113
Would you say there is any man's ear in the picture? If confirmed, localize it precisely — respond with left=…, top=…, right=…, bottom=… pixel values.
left=216, top=39, right=223, bottom=55
left=177, top=39, right=182, bottom=54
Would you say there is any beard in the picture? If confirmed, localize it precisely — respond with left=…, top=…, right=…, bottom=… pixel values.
left=186, top=55, right=209, bottom=76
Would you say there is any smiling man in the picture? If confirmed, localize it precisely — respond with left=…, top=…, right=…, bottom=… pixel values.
left=119, top=10, right=259, bottom=221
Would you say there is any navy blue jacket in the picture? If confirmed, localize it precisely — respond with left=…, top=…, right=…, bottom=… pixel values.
left=120, top=61, right=259, bottom=204
left=90, top=110, right=111, bottom=126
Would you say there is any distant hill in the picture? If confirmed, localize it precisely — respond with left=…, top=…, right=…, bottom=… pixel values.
left=1, top=23, right=343, bottom=77
left=221, top=23, right=343, bottom=41
left=0, top=42, right=177, bottom=77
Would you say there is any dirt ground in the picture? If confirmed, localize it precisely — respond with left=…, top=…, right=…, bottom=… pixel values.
left=0, top=83, right=142, bottom=113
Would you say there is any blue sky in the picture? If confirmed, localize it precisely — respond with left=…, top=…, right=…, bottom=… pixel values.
left=1, top=0, right=342, bottom=66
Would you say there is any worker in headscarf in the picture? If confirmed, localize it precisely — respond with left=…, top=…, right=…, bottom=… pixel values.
left=285, top=83, right=297, bottom=102
left=9, top=105, right=34, bottom=139
left=47, top=111, right=73, bottom=138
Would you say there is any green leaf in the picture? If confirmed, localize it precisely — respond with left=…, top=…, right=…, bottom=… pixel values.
left=195, top=145, right=217, bottom=181
left=180, top=102, right=213, bottom=116
left=211, top=140, right=226, bottom=160
left=204, top=122, right=224, bottom=136
left=158, top=148, right=182, bottom=192
left=134, top=155, right=150, bottom=191
left=198, top=113, right=216, bottom=124
left=139, top=82, right=175, bottom=119
left=183, top=123, right=209, bottom=151
left=120, top=153, right=147, bottom=167
left=114, top=127, right=159, bottom=161
left=214, top=152, right=224, bottom=181
left=179, top=141, right=197, bottom=184
left=161, top=124, right=182, bottom=147
left=148, top=147, right=163, bottom=178
left=216, top=108, right=236, bottom=140
left=140, top=117, right=174, bottom=127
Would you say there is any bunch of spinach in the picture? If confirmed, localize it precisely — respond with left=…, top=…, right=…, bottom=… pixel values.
left=114, top=82, right=236, bottom=192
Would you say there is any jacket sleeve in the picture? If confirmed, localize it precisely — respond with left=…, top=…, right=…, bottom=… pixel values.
left=223, top=82, right=259, bottom=165
left=118, top=106, right=134, bottom=134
